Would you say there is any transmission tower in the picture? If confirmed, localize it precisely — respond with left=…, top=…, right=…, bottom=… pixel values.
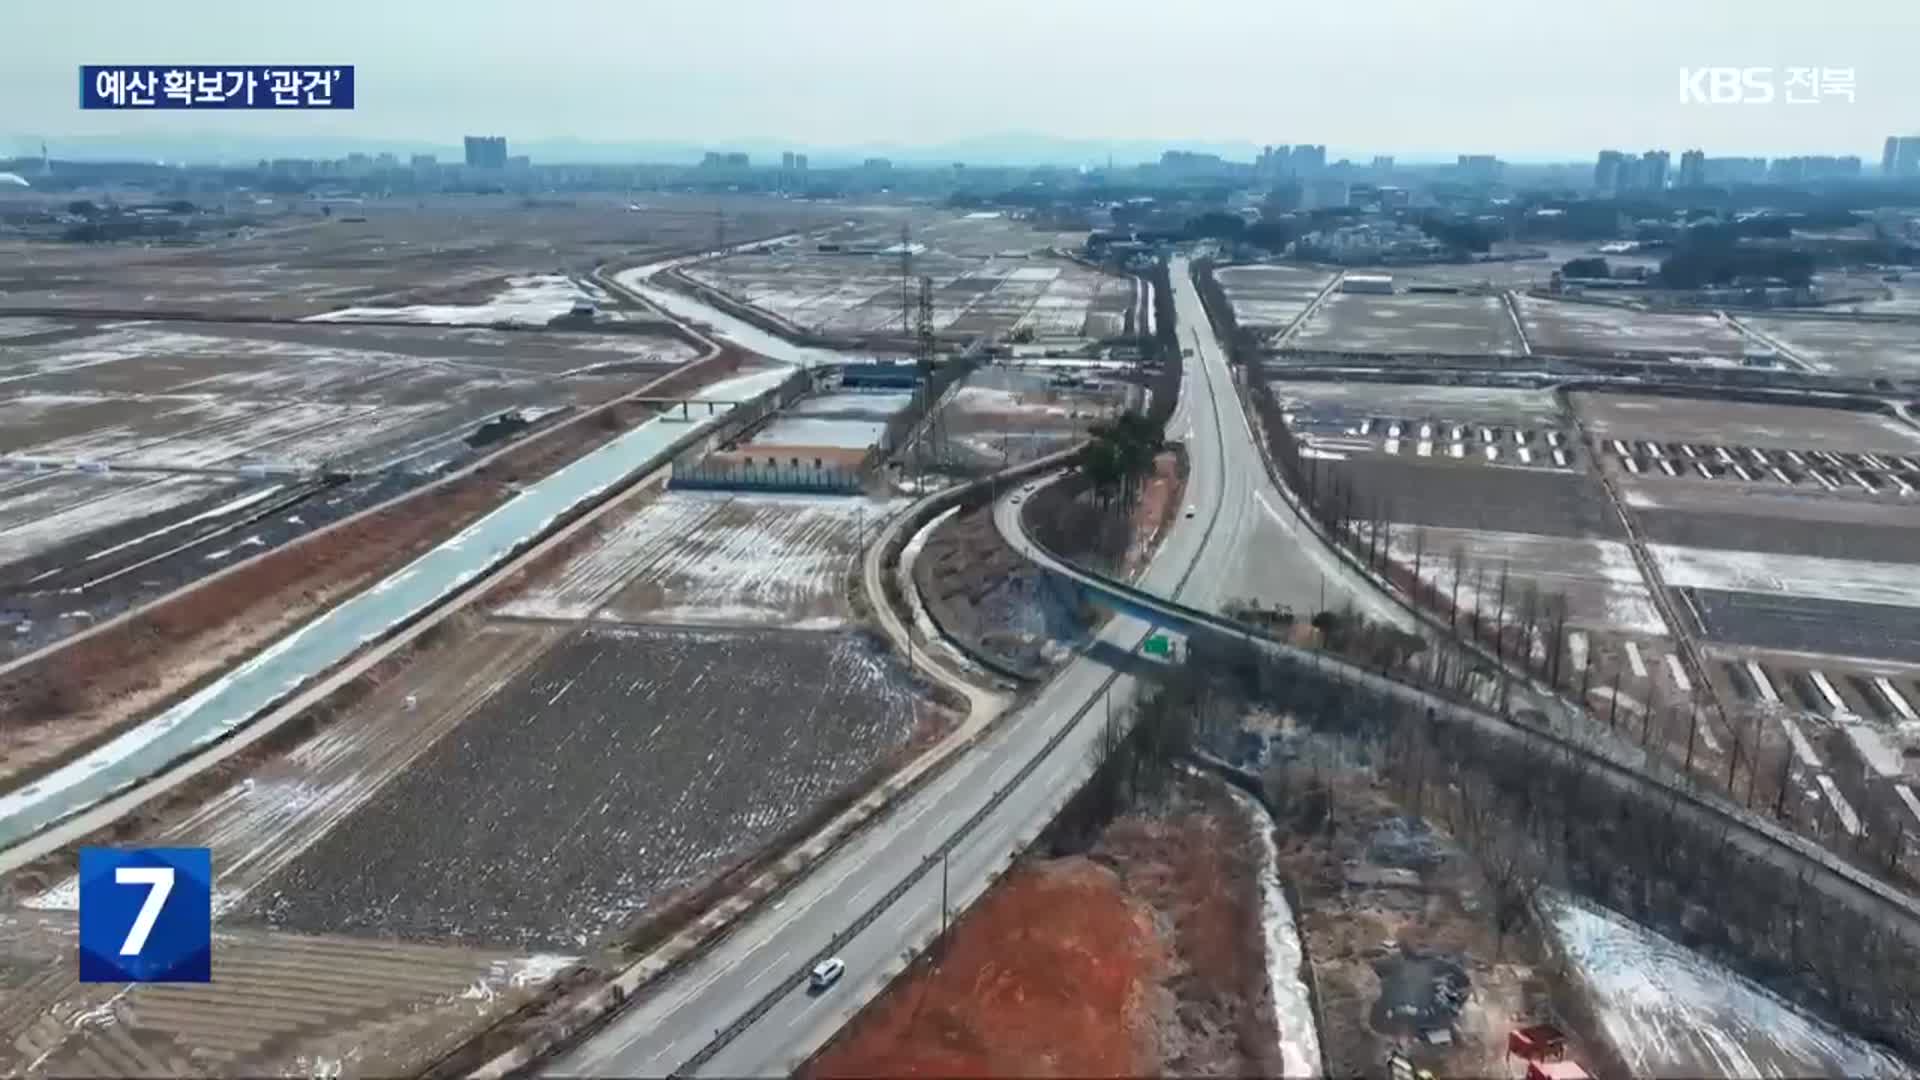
left=914, top=274, right=939, bottom=479
left=898, top=223, right=914, bottom=341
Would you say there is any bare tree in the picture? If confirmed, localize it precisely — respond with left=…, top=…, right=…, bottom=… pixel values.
left=1448, top=546, right=1465, bottom=631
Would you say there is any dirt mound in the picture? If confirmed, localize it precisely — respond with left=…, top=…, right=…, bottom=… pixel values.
left=810, top=857, right=1165, bottom=1077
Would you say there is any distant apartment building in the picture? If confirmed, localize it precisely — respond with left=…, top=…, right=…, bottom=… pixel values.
left=1455, top=154, right=1501, bottom=183
left=701, top=151, right=750, bottom=168
left=1677, top=149, right=1706, bottom=188
left=861, top=157, right=892, bottom=170
left=1886, top=135, right=1920, bottom=177
left=410, top=153, right=437, bottom=170
left=1290, top=144, right=1326, bottom=176
left=1371, top=154, right=1395, bottom=173
left=793, top=152, right=808, bottom=171
left=1593, top=149, right=1626, bottom=192
left=1703, top=156, right=1769, bottom=184
left=464, top=136, right=508, bottom=169
left=1640, top=150, right=1670, bottom=192
left=1769, top=155, right=1862, bottom=183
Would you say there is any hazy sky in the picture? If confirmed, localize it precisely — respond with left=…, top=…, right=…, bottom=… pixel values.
left=5, top=0, right=1917, bottom=161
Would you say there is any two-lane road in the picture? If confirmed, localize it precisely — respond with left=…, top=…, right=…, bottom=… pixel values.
left=555, top=272, right=1235, bottom=1077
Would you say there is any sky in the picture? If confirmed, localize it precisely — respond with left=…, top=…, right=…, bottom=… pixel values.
left=4, top=0, right=1917, bottom=164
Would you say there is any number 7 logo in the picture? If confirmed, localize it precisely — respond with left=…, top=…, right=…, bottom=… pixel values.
left=115, top=866, right=174, bottom=956
left=79, top=848, right=211, bottom=983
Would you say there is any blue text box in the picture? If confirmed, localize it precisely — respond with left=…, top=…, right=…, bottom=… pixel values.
left=80, top=66, right=354, bottom=109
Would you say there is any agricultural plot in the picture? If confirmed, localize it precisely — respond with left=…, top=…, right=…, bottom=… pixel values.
left=497, top=490, right=887, bottom=629
left=1516, top=295, right=1748, bottom=357
left=303, top=273, right=597, bottom=327
left=936, top=366, right=1130, bottom=467
left=685, top=233, right=1131, bottom=342
left=1658, top=545, right=1920, bottom=663
left=1740, top=316, right=1920, bottom=378
left=1384, top=526, right=1664, bottom=636
left=1317, top=457, right=1621, bottom=537
left=0, top=472, right=235, bottom=569
left=1543, top=893, right=1909, bottom=1078
left=1287, top=291, right=1523, bottom=355
left=0, top=323, right=696, bottom=475
left=1215, top=265, right=1334, bottom=329
left=234, top=625, right=916, bottom=950
left=1574, top=392, right=1920, bottom=456
left=1625, top=483, right=1920, bottom=565
left=0, top=192, right=838, bottom=319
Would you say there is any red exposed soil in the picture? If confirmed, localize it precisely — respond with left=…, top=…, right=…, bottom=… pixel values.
left=809, top=858, right=1166, bottom=1078
left=1122, top=449, right=1188, bottom=580
left=812, top=781, right=1281, bottom=1078
left=0, top=346, right=749, bottom=788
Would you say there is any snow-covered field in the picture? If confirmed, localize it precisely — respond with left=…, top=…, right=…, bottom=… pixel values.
left=497, top=491, right=899, bottom=628
left=684, top=254, right=1125, bottom=339
left=1649, top=544, right=1920, bottom=610
left=1517, top=296, right=1750, bottom=356
left=1543, top=892, right=1909, bottom=1078
left=302, top=274, right=592, bottom=327
left=0, top=473, right=229, bottom=568
left=1385, top=526, right=1666, bottom=635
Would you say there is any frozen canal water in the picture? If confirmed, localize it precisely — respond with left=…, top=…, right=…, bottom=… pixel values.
left=1226, top=785, right=1322, bottom=1077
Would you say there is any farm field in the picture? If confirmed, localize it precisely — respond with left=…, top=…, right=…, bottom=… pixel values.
left=1215, top=264, right=1334, bottom=329
left=1543, top=892, right=1909, bottom=1079
left=1741, top=315, right=1920, bottom=378
left=1313, top=457, right=1620, bottom=537
left=496, top=490, right=893, bottom=628
left=0, top=192, right=838, bottom=319
left=1516, top=295, right=1748, bottom=357
left=1573, top=392, right=1920, bottom=456
left=935, top=365, right=1131, bottom=467
left=1383, top=526, right=1663, bottom=637
left=682, top=210, right=1130, bottom=342
left=234, top=625, right=916, bottom=950
left=1287, top=291, right=1522, bottom=355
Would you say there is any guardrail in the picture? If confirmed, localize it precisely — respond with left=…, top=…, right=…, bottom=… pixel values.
left=1009, top=480, right=1920, bottom=937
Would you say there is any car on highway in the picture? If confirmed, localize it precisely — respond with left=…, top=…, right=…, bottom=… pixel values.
left=1184, top=505, right=1195, bottom=518
left=808, top=956, right=845, bottom=992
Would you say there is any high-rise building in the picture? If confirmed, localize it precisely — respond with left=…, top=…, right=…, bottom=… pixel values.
left=1886, top=135, right=1920, bottom=177
left=1594, top=150, right=1626, bottom=192
left=1678, top=149, right=1706, bottom=188
left=1456, top=154, right=1501, bottom=183
left=1371, top=155, right=1394, bottom=173
left=1640, top=150, right=1670, bottom=191
left=463, top=136, right=507, bottom=169
left=1703, top=156, right=1769, bottom=184
left=1290, top=144, right=1326, bottom=176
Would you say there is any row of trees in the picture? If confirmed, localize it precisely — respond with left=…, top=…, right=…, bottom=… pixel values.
left=1176, top=641, right=1920, bottom=1064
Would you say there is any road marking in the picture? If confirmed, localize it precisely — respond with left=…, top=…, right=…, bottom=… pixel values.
left=1663, top=653, right=1692, bottom=695
left=1746, top=660, right=1781, bottom=705
left=1874, top=676, right=1917, bottom=721
left=1624, top=641, right=1647, bottom=680
left=1779, top=714, right=1822, bottom=769
left=1808, top=669, right=1847, bottom=714
left=1817, top=774, right=1864, bottom=837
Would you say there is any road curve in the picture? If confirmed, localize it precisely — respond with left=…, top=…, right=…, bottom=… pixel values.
left=551, top=272, right=1238, bottom=1077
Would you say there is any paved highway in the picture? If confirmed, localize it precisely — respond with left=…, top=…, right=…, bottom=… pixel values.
left=554, top=253, right=1920, bottom=1075
left=555, top=254, right=1434, bottom=1076
left=553, top=268, right=1243, bottom=1077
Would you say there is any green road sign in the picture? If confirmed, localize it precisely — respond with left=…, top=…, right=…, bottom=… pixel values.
left=1143, top=635, right=1171, bottom=657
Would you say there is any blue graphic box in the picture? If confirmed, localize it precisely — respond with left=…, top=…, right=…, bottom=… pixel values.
left=78, top=847, right=211, bottom=983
